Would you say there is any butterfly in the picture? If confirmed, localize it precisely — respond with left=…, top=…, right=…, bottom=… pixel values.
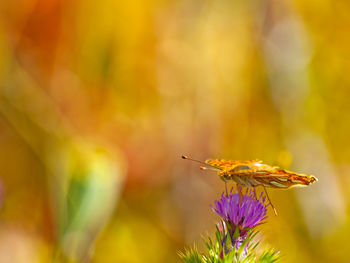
left=182, top=155, right=318, bottom=215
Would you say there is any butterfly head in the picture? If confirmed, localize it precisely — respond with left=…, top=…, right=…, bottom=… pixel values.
left=217, top=170, right=232, bottom=182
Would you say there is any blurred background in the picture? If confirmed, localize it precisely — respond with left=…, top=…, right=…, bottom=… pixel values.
left=0, top=0, right=350, bottom=262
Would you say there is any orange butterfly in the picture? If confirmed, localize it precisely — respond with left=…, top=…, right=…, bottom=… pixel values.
left=182, top=155, right=318, bottom=215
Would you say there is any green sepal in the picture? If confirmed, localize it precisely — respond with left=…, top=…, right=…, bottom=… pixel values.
left=233, top=226, right=241, bottom=239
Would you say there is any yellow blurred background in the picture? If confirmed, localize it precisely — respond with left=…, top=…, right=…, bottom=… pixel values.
left=0, top=0, right=350, bottom=262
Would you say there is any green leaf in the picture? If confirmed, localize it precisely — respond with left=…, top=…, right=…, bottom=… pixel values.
left=256, top=250, right=280, bottom=263
left=180, top=224, right=279, bottom=263
left=179, top=247, right=203, bottom=263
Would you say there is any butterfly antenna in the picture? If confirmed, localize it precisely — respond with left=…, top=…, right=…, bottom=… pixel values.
left=181, top=155, right=207, bottom=165
left=182, top=155, right=221, bottom=171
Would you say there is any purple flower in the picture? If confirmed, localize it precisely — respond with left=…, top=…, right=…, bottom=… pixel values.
left=212, top=189, right=268, bottom=251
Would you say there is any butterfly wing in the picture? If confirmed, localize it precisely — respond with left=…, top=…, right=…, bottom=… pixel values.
left=242, top=168, right=317, bottom=188
left=200, top=157, right=317, bottom=189
left=220, top=160, right=317, bottom=189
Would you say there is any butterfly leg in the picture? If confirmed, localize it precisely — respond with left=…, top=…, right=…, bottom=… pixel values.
left=253, top=187, right=257, bottom=200
left=225, top=182, right=228, bottom=196
left=263, top=186, right=277, bottom=216
left=237, top=184, right=243, bottom=201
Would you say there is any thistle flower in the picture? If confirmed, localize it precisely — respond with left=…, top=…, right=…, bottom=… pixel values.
left=212, top=189, right=268, bottom=251
left=180, top=189, right=279, bottom=263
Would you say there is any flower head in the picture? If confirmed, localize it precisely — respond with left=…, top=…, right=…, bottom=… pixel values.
left=212, top=189, right=268, bottom=251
